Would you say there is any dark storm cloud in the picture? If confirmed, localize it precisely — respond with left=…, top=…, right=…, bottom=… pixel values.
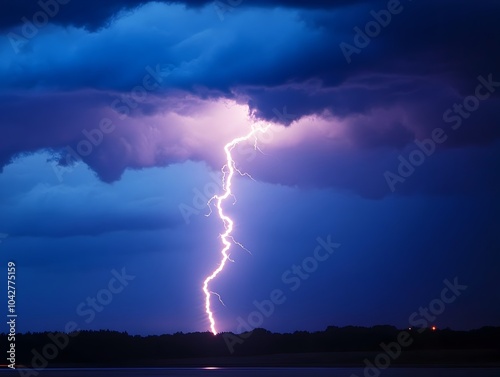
left=0, top=0, right=365, bottom=31
left=3, top=0, right=499, bottom=136
left=0, top=91, right=111, bottom=171
left=245, top=0, right=500, bottom=131
left=0, top=0, right=499, bottom=196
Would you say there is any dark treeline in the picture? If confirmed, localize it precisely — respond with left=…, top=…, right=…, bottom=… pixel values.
left=3, top=326, right=500, bottom=366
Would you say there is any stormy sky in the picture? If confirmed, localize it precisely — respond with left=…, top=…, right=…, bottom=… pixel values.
left=0, top=0, right=499, bottom=335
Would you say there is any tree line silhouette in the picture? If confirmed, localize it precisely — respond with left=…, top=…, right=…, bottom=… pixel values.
left=2, top=326, right=499, bottom=367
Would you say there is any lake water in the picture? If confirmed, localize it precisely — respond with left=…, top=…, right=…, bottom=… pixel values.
left=1, top=368, right=499, bottom=377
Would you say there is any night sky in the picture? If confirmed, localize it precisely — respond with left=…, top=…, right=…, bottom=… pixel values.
left=0, top=0, right=499, bottom=336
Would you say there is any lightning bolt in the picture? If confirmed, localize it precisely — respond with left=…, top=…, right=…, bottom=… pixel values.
left=202, top=123, right=269, bottom=335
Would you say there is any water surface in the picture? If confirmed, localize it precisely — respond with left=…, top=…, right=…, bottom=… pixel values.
left=2, top=367, right=500, bottom=377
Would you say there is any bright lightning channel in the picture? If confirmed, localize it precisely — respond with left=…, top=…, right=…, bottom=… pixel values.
left=202, top=123, right=269, bottom=335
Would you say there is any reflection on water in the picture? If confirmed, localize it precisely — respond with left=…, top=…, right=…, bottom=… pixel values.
left=1, top=368, right=499, bottom=377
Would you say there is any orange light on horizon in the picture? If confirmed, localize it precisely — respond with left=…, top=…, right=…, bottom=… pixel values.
left=432, top=326, right=437, bottom=331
